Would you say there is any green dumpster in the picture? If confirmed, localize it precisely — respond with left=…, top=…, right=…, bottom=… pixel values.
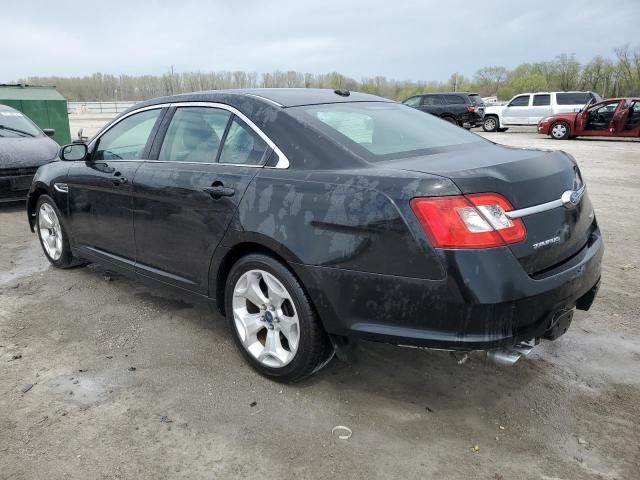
left=0, top=84, right=71, bottom=144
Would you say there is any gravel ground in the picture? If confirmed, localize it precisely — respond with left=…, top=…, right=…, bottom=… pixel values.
left=1, top=130, right=639, bottom=480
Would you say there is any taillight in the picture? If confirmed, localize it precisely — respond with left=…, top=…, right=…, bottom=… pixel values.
left=466, top=105, right=475, bottom=112
left=410, top=193, right=526, bottom=249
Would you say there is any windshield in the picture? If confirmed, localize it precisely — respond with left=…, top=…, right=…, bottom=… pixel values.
left=0, top=109, right=42, bottom=137
left=289, top=102, right=484, bottom=160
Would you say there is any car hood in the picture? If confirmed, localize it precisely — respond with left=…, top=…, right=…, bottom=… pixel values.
left=0, top=136, right=59, bottom=169
left=484, top=105, right=505, bottom=114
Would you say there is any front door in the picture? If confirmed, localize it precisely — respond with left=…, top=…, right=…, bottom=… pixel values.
left=580, top=100, right=621, bottom=136
left=502, top=94, right=531, bottom=125
left=67, top=108, right=164, bottom=268
left=133, top=105, right=271, bottom=294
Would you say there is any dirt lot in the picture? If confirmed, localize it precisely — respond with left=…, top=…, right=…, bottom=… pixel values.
left=1, top=130, right=639, bottom=480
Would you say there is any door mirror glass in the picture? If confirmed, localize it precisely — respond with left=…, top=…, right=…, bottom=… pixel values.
left=60, top=143, right=88, bottom=161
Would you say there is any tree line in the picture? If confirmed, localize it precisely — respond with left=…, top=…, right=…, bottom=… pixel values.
left=16, top=44, right=640, bottom=103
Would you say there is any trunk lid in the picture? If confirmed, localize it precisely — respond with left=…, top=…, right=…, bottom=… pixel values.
left=385, top=143, right=595, bottom=275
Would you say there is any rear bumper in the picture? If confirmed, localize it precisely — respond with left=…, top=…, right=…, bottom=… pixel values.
left=297, top=228, right=603, bottom=351
left=462, top=112, right=485, bottom=126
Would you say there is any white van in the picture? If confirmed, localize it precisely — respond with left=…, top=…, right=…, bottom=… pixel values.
left=482, top=91, right=601, bottom=132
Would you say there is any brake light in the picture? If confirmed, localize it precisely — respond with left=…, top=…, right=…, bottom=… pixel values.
left=410, top=193, right=526, bottom=248
left=466, top=106, right=475, bottom=112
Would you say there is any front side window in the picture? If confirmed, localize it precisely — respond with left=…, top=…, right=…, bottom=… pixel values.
left=508, top=95, right=530, bottom=107
left=94, top=109, right=161, bottom=160
left=159, top=107, right=231, bottom=163
left=533, top=94, right=551, bottom=106
left=289, top=102, right=484, bottom=160
left=218, top=117, right=270, bottom=165
left=422, top=95, right=443, bottom=106
left=403, top=96, right=421, bottom=107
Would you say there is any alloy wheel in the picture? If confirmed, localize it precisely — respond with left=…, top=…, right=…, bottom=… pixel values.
left=38, top=203, right=63, bottom=260
left=232, top=269, right=300, bottom=368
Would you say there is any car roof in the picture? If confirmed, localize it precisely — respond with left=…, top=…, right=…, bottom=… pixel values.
left=146, top=88, right=392, bottom=108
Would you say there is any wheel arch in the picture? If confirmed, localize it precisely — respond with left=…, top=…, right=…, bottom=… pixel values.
left=485, top=113, right=501, bottom=127
left=211, top=233, right=307, bottom=316
left=27, top=182, right=52, bottom=232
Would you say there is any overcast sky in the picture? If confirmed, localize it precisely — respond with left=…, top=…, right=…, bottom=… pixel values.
left=1, top=0, right=638, bottom=82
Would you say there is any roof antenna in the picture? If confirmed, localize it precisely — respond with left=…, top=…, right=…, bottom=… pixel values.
left=334, top=89, right=350, bottom=97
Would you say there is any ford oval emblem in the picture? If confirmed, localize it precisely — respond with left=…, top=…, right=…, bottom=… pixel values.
left=561, top=187, right=585, bottom=210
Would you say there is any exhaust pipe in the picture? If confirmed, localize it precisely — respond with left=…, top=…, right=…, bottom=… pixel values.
left=487, top=342, right=535, bottom=366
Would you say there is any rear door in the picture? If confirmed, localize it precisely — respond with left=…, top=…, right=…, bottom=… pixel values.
left=610, top=100, right=632, bottom=134
left=530, top=94, right=552, bottom=123
left=502, top=95, right=531, bottom=125
left=67, top=107, right=164, bottom=268
left=132, top=104, right=272, bottom=294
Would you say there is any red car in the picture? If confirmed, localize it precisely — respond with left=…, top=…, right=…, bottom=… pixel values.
left=538, top=97, right=640, bottom=140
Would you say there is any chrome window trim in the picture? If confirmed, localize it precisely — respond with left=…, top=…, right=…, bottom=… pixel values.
left=89, top=101, right=290, bottom=169
left=506, top=186, right=586, bottom=219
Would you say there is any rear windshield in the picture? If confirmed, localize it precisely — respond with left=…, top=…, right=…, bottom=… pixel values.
left=468, top=94, right=485, bottom=105
left=556, top=92, right=593, bottom=105
left=0, top=109, right=42, bottom=137
left=288, top=102, right=484, bottom=160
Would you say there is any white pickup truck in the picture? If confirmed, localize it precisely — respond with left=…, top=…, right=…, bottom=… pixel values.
left=482, top=91, right=601, bottom=132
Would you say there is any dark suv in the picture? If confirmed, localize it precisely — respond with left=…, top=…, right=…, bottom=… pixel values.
left=402, top=92, right=485, bottom=128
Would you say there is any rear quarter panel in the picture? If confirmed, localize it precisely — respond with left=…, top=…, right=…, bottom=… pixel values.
left=223, top=168, right=459, bottom=279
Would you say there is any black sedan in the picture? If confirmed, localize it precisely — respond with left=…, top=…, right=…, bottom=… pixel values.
left=26, top=89, right=603, bottom=381
left=1, top=104, right=58, bottom=203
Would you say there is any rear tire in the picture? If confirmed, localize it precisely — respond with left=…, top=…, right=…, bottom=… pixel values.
left=442, top=116, right=458, bottom=126
left=225, top=254, right=333, bottom=382
left=482, top=116, right=499, bottom=132
left=35, top=195, right=82, bottom=269
left=550, top=121, right=570, bottom=140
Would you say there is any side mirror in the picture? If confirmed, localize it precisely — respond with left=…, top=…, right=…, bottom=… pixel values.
left=60, top=143, right=88, bottom=162
left=42, top=128, right=55, bottom=138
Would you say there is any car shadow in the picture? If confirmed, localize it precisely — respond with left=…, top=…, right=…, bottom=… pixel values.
left=76, top=261, right=540, bottom=407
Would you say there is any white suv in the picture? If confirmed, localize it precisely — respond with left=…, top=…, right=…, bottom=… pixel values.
left=482, top=91, right=601, bottom=132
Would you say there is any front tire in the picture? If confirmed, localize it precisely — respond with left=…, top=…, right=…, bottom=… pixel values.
left=36, top=195, right=79, bottom=269
left=482, top=116, right=499, bottom=132
left=550, top=121, right=570, bottom=140
left=225, top=254, right=333, bottom=382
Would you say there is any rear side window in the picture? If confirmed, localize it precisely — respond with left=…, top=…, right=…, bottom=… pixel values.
left=508, top=95, right=530, bottom=107
left=533, top=94, right=551, bottom=106
left=290, top=102, right=483, bottom=160
left=94, top=109, right=161, bottom=160
left=218, top=117, right=270, bottom=165
left=422, top=95, right=444, bottom=106
left=159, top=107, right=231, bottom=163
left=403, top=96, right=421, bottom=107
left=444, top=95, right=466, bottom=104
left=556, top=93, right=592, bottom=105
